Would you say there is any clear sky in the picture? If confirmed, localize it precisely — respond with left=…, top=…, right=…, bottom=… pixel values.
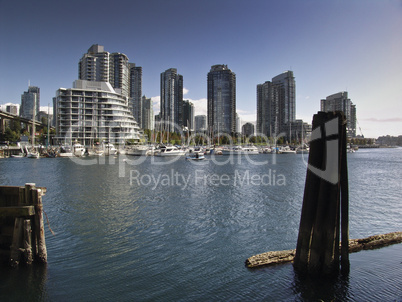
left=1, top=0, right=401, bottom=138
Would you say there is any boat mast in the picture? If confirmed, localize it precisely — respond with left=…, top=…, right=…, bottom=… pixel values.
left=46, top=103, right=50, bottom=148
left=32, top=94, right=36, bottom=149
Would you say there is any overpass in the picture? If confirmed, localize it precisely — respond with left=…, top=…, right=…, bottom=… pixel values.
left=0, top=109, right=53, bottom=134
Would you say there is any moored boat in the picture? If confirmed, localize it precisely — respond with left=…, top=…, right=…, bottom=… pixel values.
left=103, top=142, right=117, bottom=155
left=58, top=145, right=73, bottom=157
left=73, top=143, right=85, bottom=157
left=156, top=145, right=186, bottom=157
left=127, top=145, right=149, bottom=156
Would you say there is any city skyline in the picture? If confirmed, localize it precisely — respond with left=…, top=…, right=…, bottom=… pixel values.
left=1, top=0, right=401, bottom=138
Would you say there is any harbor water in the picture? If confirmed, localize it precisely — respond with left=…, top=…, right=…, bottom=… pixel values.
left=0, top=148, right=401, bottom=301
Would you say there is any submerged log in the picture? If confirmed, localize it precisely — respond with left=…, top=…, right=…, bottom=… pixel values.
left=246, top=231, right=402, bottom=268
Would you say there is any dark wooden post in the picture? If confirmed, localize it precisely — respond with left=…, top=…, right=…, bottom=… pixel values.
left=32, top=187, right=47, bottom=263
left=294, top=111, right=348, bottom=276
left=340, top=117, right=350, bottom=273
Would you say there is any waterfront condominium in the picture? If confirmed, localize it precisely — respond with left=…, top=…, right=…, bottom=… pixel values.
left=160, top=68, right=183, bottom=132
left=207, top=64, right=236, bottom=134
left=20, top=86, right=40, bottom=121
left=256, top=70, right=295, bottom=139
left=320, top=91, right=356, bottom=137
left=53, top=80, right=140, bottom=146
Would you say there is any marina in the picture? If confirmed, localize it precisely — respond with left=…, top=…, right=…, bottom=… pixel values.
left=0, top=147, right=401, bottom=300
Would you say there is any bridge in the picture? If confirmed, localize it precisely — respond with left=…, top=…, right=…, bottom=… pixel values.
left=0, top=109, right=53, bottom=134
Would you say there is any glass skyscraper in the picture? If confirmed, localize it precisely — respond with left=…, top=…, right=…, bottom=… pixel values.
left=20, top=86, right=40, bottom=121
left=207, top=65, right=236, bottom=134
left=160, top=68, right=183, bottom=132
left=257, top=70, right=295, bottom=139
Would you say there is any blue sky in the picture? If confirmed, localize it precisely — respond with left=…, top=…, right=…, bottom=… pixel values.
left=1, top=0, right=401, bottom=138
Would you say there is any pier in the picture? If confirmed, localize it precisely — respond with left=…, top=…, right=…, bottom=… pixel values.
left=0, top=183, right=47, bottom=266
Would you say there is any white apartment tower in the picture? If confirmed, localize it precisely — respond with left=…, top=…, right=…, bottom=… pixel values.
left=320, top=91, right=356, bottom=137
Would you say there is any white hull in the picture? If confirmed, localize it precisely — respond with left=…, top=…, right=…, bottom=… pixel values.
left=221, top=146, right=260, bottom=155
left=87, top=149, right=104, bottom=156
left=280, top=150, right=297, bottom=154
left=127, top=146, right=149, bottom=156
left=72, top=144, right=85, bottom=157
left=58, top=152, right=73, bottom=157
left=157, top=150, right=186, bottom=157
left=27, top=152, right=39, bottom=159
left=156, top=146, right=186, bottom=157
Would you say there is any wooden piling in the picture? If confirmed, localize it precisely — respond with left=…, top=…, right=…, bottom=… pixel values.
left=23, top=219, right=33, bottom=264
left=9, top=218, right=23, bottom=266
left=293, top=111, right=348, bottom=276
left=33, top=188, right=47, bottom=263
left=0, top=183, right=47, bottom=266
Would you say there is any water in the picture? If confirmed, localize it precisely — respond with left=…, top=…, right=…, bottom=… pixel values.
left=0, top=148, right=401, bottom=301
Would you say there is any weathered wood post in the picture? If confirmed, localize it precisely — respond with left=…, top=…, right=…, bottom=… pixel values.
left=32, top=186, right=47, bottom=263
left=294, top=111, right=349, bottom=276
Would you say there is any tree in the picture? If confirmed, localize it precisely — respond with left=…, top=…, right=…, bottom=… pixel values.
left=4, top=127, right=20, bottom=143
left=10, top=118, right=22, bottom=133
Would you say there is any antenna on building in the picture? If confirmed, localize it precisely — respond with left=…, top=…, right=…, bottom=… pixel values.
left=28, top=79, right=30, bottom=87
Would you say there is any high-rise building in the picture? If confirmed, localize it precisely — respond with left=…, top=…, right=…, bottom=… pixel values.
left=109, top=52, right=130, bottom=97
left=242, top=122, right=255, bottom=137
left=195, top=115, right=207, bottom=132
left=182, top=100, right=194, bottom=131
left=257, top=81, right=273, bottom=136
left=20, top=86, right=40, bottom=121
left=257, top=71, right=295, bottom=139
left=236, top=113, right=241, bottom=134
left=6, top=104, right=18, bottom=115
left=141, top=96, right=154, bottom=131
left=129, top=64, right=142, bottom=125
left=78, top=44, right=140, bottom=99
left=320, top=91, right=356, bottom=137
left=78, top=45, right=110, bottom=84
left=53, top=80, right=140, bottom=145
left=160, top=68, right=183, bottom=132
left=207, top=64, right=236, bottom=134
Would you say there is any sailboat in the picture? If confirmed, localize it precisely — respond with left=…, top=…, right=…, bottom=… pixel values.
left=27, top=94, right=40, bottom=159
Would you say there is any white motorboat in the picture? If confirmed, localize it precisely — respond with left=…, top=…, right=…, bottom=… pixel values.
left=127, top=145, right=149, bottom=156
left=279, top=146, right=297, bottom=154
left=241, top=145, right=260, bottom=155
left=58, top=145, right=73, bottom=157
left=262, top=147, right=272, bottom=154
left=221, top=145, right=260, bottom=155
left=73, top=143, right=85, bottom=157
left=156, top=145, right=186, bottom=157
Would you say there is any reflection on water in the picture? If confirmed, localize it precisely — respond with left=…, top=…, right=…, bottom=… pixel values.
left=0, top=148, right=401, bottom=301
left=292, top=271, right=351, bottom=301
